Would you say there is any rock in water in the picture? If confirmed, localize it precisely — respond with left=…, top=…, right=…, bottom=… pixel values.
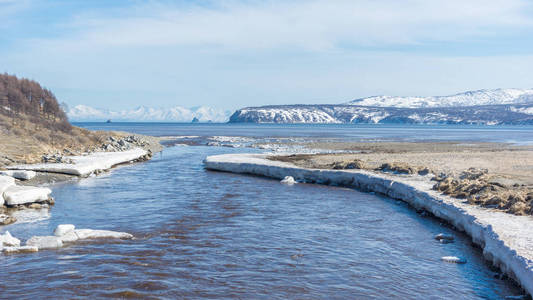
left=434, top=233, right=454, bottom=242
left=0, top=214, right=16, bottom=225
left=0, top=231, right=21, bottom=247
left=280, top=176, right=296, bottom=185
left=441, top=256, right=467, bottom=264
left=54, top=224, right=75, bottom=236
left=26, top=236, right=63, bottom=249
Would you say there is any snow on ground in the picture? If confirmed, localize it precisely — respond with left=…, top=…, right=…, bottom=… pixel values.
left=7, top=148, right=147, bottom=177
left=0, top=170, right=36, bottom=180
left=204, top=153, right=533, bottom=296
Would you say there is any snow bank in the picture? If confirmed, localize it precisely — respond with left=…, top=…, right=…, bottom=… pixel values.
left=204, top=153, right=533, bottom=296
left=0, top=170, right=36, bottom=180
left=3, top=186, right=52, bottom=206
left=7, top=148, right=147, bottom=177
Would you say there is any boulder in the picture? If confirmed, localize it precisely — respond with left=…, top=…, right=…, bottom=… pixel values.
left=0, top=214, right=16, bottom=225
left=54, top=224, right=75, bottom=236
left=0, top=231, right=20, bottom=247
left=3, top=186, right=52, bottom=206
left=434, top=233, right=454, bottom=241
left=26, top=236, right=63, bottom=249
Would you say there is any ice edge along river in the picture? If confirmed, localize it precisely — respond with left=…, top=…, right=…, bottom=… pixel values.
left=204, top=153, right=533, bottom=296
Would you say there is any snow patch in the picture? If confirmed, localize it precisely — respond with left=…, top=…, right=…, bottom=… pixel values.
left=8, top=148, right=147, bottom=176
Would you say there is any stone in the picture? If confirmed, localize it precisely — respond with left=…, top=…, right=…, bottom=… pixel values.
left=26, top=236, right=63, bottom=249
left=27, top=203, right=42, bottom=209
left=434, top=233, right=454, bottom=241
left=0, top=214, right=16, bottom=225
left=54, top=224, right=75, bottom=236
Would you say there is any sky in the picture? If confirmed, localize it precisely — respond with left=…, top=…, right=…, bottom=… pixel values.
left=2, top=0, right=533, bottom=111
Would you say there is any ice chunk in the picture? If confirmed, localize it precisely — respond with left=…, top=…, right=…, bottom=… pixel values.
left=0, top=231, right=20, bottom=247
left=59, top=231, right=78, bottom=243
left=280, top=176, right=296, bottom=185
left=2, top=246, right=38, bottom=253
left=0, top=170, right=36, bottom=180
left=54, top=224, right=75, bottom=236
left=0, top=175, right=16, bottom=206
left=441, top=256, right=467, bottom=264
left=74, top=229, right=133, bottom=240
left=26, top=236, right=63, bottom=249
left=3, top=186, right=51, bottom=206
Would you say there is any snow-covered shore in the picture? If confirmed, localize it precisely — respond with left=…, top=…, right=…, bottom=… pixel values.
left=7, top=148, right=148, bottom=177
left=204, top=153, right=533, bottom=296
left=0, top=148, right=150, bottom=224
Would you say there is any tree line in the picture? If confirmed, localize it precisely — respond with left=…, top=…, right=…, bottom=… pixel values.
left=0, top=73, right=71, bottom=132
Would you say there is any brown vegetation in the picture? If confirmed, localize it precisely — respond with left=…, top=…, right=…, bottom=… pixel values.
left=0, top=73, right=70, bottom=133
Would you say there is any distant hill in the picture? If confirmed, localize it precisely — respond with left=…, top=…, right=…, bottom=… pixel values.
left=229, top=89, right=533, bottom=125
left=68, top=105, right=231, bottom=123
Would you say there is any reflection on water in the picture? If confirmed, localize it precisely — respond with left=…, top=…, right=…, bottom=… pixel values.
left=0, top=146, right=523, bottom=299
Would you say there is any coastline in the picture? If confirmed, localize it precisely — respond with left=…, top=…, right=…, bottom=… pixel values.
left=204, top=153, right=533, bottom=296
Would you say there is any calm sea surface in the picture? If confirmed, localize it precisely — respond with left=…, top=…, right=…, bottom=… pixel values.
left=0, top=124, right=527, bottom=299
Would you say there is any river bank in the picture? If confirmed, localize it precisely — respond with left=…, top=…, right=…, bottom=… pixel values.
left=0, top=132, right=164, bottom=228
left=204, top=152, right=533, bottom=297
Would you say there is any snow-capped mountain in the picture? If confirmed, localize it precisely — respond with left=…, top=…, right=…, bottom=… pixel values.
left=229, top=88, right=533, bottom=125
left=346, top=88, right=533, bottom=108
left=229, top=103, right=533, bottom=125
left=67, top=105, right=232, bottom=122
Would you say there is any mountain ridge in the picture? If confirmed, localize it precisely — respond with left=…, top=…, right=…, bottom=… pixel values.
left=346, top=88, right=533, bottom=108
left=67, top=104, right=232, bottom=122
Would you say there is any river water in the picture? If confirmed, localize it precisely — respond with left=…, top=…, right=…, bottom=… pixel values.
left=0, top=124, right=527, bottom=299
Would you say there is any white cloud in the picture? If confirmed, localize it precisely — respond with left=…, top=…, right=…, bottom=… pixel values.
left=29, top=0, right=533, bottom=52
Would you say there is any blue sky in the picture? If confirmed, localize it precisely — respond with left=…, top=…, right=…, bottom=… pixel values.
left=2, top=0, right=533, bottom=111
